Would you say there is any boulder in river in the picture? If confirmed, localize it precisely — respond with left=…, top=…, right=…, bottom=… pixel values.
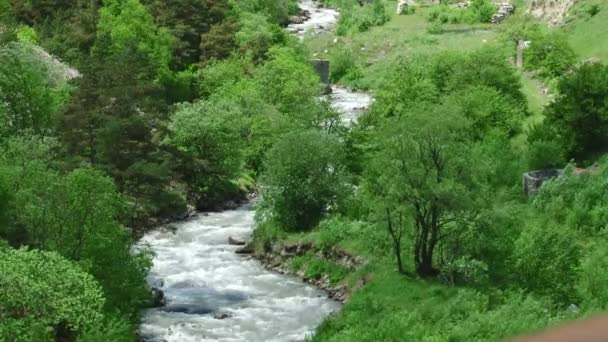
left=228, top=236, right=247, bottom=246
left=213, top=311, right=234, bottom=320
left=236, top=243, right=254, bottom=254
left=150, top=287, right=166, bottom=307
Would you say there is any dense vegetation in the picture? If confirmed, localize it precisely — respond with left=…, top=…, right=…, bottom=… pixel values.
left=255, top=0, right=608, bottom=341
left=1, top=0, right=607, bottom=340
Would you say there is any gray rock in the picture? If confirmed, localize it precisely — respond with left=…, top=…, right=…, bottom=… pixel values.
left=213, top=311, right=233, bottom=320
left=236, top=243, right=254, bottom=254
left=228, top=236, right=247, bottom=246
left=150, top=287, right=166, bottom=307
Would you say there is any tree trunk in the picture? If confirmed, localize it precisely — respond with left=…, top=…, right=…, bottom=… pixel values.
left=387, top=208, right=405, bottom=274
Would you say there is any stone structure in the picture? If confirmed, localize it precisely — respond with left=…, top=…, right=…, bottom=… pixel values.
left=492, top=2, right=516, bottom=24
left=523, top=169, right=563, bottom=194
left=311, top=59, right=330, bottom=84
left=397, top=0, right=416, bottom=15
left=523, top=165, right=598, bottom=194
left=311, top=59, right=332, bottom=94
left=516, top=40, right=531, bottom=68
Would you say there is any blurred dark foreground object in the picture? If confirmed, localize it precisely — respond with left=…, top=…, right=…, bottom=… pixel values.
left=510, top=315, right=608, bottom=341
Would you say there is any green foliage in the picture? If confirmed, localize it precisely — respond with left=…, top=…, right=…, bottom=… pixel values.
left=198, top=55, right=254, bottom=97
left=167, top=98, right=244, bottom=206
left=0, top=247, right=105, bottom=341
left=427, top=0, right=496, bottom=25
left=468, top=0, right=496, bottom=23
left=0, top=141, right=152, bottom=319
left=0, top=42, right=65, bottom=137
left=588, top=4, right=601, bottom=17
left=540, top=62, right=608, bottom=162
left=314, top=271, right=563, bottom=342
left=232, top=0, right=297, bottom=25
left=445, top=85, right=526, bottom=138
left=254, top=46, right=328, bottom=124
left=97, top=0, right=174, bottom=78
left=235, top=12, right=290, bottom=62
left=365, top=104, right=488, bottom=276
left=290, top=252, right=350, bottom=285
left=142, top=0, right=234, bottom=68
left=14, top=24, right=37, bottom=43
left=316, top=217, right=350, bottom=255
left=525, top=31, right=577, bottom=79
left=576, top=241, right=608, bottom=310
left=259, top=130, right=349, bottom=231
left=514, top=221, right=581, bottom=304
left=426, top=21, right=445, bottom=34
left=337, top=0, right=390, bottom=36
left=329, top=46, right=361, bottom=83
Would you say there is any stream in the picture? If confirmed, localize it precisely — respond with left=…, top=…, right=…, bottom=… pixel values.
left=139, top=2, right=373, bottom=341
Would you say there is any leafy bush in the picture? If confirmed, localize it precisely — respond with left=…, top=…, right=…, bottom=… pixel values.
left=259, top=130, right=350, bottom=231
left=541, top=62, right=608, bottom=162
left=317, top=218, right=348, bottom=255
left=587, top=4, right=601, bottom=17
left=524, top=31, right=577, bottom=78
left=337, top=0, right=390, bottom=36
left=576, top=242, right=608, bottom=310
left=467, top=0, right=496, bottom=23
left=329, top=46, right=361, bottom=83
left=440, top=257, right=489, bottom=287
left=427, top=21, right=445, bottom=34
left=0, top=247, right=105, bottom=341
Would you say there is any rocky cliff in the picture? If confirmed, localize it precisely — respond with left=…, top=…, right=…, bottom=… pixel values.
left=527, top=0, right=576, bottom=25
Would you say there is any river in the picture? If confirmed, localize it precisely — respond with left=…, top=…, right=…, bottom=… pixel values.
left=139, top=2, right=372, bottom=341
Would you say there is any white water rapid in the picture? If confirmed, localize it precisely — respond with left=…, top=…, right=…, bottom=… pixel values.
left=139, top=207, right=340, bottom=342
left=140, top=2, right=374, bottom=341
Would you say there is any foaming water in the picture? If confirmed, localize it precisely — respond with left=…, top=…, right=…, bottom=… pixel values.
left=286, top=0, right=339, bottom=40
left=329, top=85, right=374, bottom=125
left=139, top=206, right=340, bottom=342
left=140, top=3, right=374, bottom=340
left=286, top=1, right=374, bottom=124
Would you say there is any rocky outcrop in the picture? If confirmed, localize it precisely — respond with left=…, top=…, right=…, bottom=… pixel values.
left=150, top=287, right=167, bottom=307
left=492, top=2, right=516, bottom=24
left=527, top=0, right=576, bottom=25
left=288, top=8, right=311, bottom=26
left=252, top=241, right=365, bottom=302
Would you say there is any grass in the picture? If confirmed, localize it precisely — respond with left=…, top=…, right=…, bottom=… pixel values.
left=304, top=4, right=497, bottom=88
left=286, top=3, right=606, bottom=341
left=564, top=0, right=608, bottom=62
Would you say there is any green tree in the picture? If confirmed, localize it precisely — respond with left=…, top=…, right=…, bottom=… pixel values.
left=97, top=0, right=174, bottom=79
left=0, top=151, right=152, bottom=318
left=542, top=62, right=608, bottom=162
left=142, top=0, right=236, bottom=68
left=0, top=247, right=105, bottom=341
left=0, top=42, right=63, bottom=136
left=254, top=46, right=332, bottom=126
left=235, top=13, right=289, bottom=63
left=166, top=98, right=244, bottom=208
left=259, top=130, right=349, bottom=231
left=525, top=31, right=576, bottom=78
left=365, top=106, right=484, bottom=277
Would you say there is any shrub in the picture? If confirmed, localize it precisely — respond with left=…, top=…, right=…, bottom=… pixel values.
left=427, top=21, right=445, bottom=35
left=317, top=218, right=348, bottom=255
left=587, top=4, right=601, bottom=17
left=259, top=130, right=350, bottom=231
left=577, top=242, right=608, bottom=310
left=329, top=46, right=361, bottom=83
left=0, top=247, right=105, bottom=341
left=524, top=32, right=577, bottom=78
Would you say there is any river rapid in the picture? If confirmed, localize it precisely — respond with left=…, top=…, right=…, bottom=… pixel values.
left=139, top=2, right=372, bottom=341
